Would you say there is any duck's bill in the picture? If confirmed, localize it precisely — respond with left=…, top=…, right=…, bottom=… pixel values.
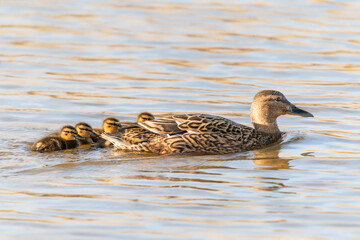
left=289, top=105, right=314, bottom=117
left=114, top=122, right=122, bottom=127
left=75, top=133, right=86, bottom=139
left=90, top=131, right=100, bottom=137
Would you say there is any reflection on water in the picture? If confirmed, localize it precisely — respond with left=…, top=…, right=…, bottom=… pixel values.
left=252, top=133, right=307, bottom=170
left=253, top=147, right=292, bottom=170
left=1, top=0, right=360, bottom=239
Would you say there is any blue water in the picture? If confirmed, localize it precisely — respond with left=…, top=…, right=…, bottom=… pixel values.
left=1, top=0, right=360, bottom=239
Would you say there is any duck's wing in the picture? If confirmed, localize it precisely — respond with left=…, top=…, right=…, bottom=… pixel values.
left=169, top=113, right=251, bottom=134
left=137, top=114, right=250, bottom=136
left=101, top=133, right=130, bottom=146
left=137, top=118, right=183, bottom=135
left=101, top=133, right=142, bottom=151
left=121, top=121, right=139, bottom=129
left=101, top=132, right=164, bottom=153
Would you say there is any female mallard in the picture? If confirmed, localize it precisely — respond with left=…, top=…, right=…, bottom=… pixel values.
left=31, top=125, right=83, bottom=152
left=101, top=90, right=313, bottom=155
left=93, top=117, right=122, bottom=148
left=75, top=122, right=99, bottom=145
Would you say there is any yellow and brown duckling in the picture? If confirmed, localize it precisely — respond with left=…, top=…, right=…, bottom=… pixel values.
left=114, top=112, right=157, bottom=146
left=31, top=125, right=83, bottom=152
left=101, top=90, right=313, bottom=155
left=75, top=122, right=99, bottom=145
left=93, top=117, right=122, bottom=148
left=137, top=112, right=155, bottom=122
left=121, top=112, right=155, bottom=130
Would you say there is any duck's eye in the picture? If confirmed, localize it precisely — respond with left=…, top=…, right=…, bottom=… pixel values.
left=275, top=97, right=282, bottom=102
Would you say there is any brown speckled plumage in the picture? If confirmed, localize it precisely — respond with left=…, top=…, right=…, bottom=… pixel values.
left=101, top=90, right=313, bottom=154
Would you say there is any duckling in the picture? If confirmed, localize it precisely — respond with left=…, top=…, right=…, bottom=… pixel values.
left=121, top=112, right=155, bottom=130
left=94, top=117, right=122, bottom=148
left=75, top=122, right=99, bottom=145
left=114, top=112, right=158, bottom=146
left=137, top=112, right=155, bottom=122
left=101, top=90, right=313, bottom=154
left=31, top=125, right=82, bottom=152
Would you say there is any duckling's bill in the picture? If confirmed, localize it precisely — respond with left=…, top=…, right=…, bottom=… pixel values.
left=91, top=131, right=100, bottom=137
left=75, top=133, right=85, bottom=139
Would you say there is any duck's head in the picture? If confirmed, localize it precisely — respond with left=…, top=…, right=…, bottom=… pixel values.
left=250, top=90, right=313, bottom=133
left=137, top=112, right=155, bottom=122
left=60, top=125, right=83, bottom=141
left=75, top=122, right=99, bottom=138
left=103, top=117, right=122, bottom=133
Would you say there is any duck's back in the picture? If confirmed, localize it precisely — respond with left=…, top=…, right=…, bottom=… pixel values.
left=160, top=114, right=281, bottom=154
left=106, top=113, right=280, bottom=154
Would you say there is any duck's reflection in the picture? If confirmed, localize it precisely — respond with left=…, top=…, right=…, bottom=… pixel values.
left=252, top=144, right=292, bottom=170
left=251, top=132, right=309, bottom=170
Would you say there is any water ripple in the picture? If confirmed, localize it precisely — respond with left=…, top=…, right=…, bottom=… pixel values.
left=1, top=0, right=360, bottom=239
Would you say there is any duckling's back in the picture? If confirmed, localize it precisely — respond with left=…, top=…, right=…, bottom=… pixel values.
left=31, top=135, right=78, bottom=152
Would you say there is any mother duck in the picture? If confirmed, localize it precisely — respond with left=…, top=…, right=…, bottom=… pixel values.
left=101, top=90, right=313, bottom=154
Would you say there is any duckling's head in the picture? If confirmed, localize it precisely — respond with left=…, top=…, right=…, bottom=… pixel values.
left=137, top=112, right=155, bottom=122
left=250, top=90, right=313, bottom=133
left=60, top=125, right=79, bottom=141
left=75, top=122, right=94, bottom=138
left=103, top=117, right=122, bottom=133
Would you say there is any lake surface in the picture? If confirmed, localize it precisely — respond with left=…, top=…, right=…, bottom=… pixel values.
left=1, top=0, right=360, bottom=239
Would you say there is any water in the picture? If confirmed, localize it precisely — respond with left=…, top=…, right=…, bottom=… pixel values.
left=1, top=0, right=360, bottom=239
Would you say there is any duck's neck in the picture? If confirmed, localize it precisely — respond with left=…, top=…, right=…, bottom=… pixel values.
left=251, top=111, right=281, bottom=136
left=252, top=122, right=280, bottom=135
